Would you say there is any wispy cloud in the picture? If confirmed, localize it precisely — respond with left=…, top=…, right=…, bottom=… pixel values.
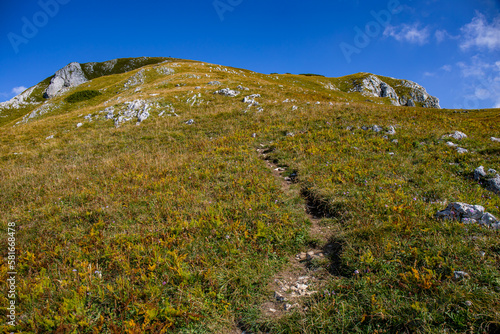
left=383, top=23, right=430, bottom=45
left=11, top=86, right=27, bottom=95
left=440, top=65, right=452, bottom=72
left=457, top=57, right=500, bottom=108
left=435, top=29, right=459, bottom=43
left=460, top=12, right=500, bottom=51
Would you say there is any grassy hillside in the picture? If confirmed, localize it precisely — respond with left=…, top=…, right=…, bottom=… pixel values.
left=0, top=59, right=499, bottom=333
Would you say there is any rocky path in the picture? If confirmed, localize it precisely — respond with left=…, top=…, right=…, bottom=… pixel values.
left=230, top=147, right=341, bottom=334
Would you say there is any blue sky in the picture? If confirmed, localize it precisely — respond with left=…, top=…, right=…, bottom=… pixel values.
left=0, top=0, right=499, bottom=109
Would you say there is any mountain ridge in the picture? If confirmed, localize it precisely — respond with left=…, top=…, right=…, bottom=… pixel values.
left=0, top=57, right=441, bottom=127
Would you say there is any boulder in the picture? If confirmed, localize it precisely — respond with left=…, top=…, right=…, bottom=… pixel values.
left=44, top=62, right=88, bottom=98
left=436, top=202, right=500, bottom=228
left=474, top=166, right=486, bottom=181
left=487, top=175, right=500, bottom=195
left=435, top=202, right=485, bottom=221
left=491, top=137, right=500, bottom=142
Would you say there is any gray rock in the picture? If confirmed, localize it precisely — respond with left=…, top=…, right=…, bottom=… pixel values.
left=487, top=175, right=500, bottom=195
left=185, top=119, right=194, bottom=125
left=392, top=139, right=399, bottom=144
left=453, top=271, right=470, bottom=280
left=406, top=99, right=415, bottom=107
left=446, top=142, right=457, bottom=147
left=44, top=62, right=88, bottom=98
left=474, top=166, right=486, bottom=181
left=208, top=81, right=221, bottom=85
left=214, top=88, right=240, bottom=97
left=350, top=74, right=440, bottom=108
left=274, top=291, right=287, bottom=302
left=491, top=137, right=500, bottom=142
left=445, top=131, right=467, bottom=140
left=137, top=111, right=149, bottom=123
left=45, top=135, right=54, bottom=140
left=479, top=213, right=499, bottom=225
left=456, top=147, right=468, bottom=154
left=242, top=94, right=261, bottom=104
left=436, top=202, right=485, bottom=221
left=76, top=123, right=83, bottom=128
left=386, top=126, right=396, bottom=135
left=372, top=125, right=382, bottom=132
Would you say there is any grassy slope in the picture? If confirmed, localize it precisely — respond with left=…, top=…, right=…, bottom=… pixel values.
left=0, top=59, right=499, bottom=333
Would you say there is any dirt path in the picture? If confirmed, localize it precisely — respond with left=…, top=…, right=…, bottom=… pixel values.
left=255, top=147, right=335, bottom=319
left=228, top=146, right=338, bottom=334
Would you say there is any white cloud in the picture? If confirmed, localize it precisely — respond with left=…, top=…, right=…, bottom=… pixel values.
left=383, top=23, right=430, bottom=45
left=423, top=71, right=435, bottom=77
left=11, top=86, right=27, bottom=95
left=456, top=57, right=500, bottom=108
left=460, top=12, right=500, bottom=51
left=440, top=65, right=452, bottom=72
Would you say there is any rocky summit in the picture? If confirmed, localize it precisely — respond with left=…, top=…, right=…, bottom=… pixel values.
left=0, top=57, right=499, bottom=333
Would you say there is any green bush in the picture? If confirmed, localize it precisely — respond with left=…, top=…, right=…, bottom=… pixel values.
left=64, top=90, right=102, bottom=103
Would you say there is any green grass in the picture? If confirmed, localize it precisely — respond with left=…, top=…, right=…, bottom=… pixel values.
left=0, top=59, right=499, bottom=333
left=65, top=90, right=103, bottom=103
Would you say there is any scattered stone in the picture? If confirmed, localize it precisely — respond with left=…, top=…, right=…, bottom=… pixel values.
left=487, top=175, right=500, bottom=195
left=292, top=105, right=298, bottom=111
left=446, top=142, right=457, bottom=147
left=436, top=202, right=485, bottom=221
left=286, top=132, right=295, bottom=137
left=386, top=126, right=396, bottom=135
left=185, top=119, right=194, bottom=125
left=392, top=139, right=399, bottom=144
left=491, top=137, right=500, bottom=142
left=453, top=271, right=470, bottom=280
left=456, top=147, right=468, bottom=154
left=372, top=125, right=383, bottom=132
left=251, top=133, right=257, bottom=138
left=269, top=308, right=276, bottom=313
left=436, top=202, right=500, bottom=228
left=76, top=123, right=83, bottom=128
left=444, top=131, right=467, bottom=140
left=208, top=81, right=221, bottom=85
left=296, top=252, right=307, bottom=261
left=242, top=94, right=260, bottom=104
left=214, top=88, right=240, bottom=97
left=236, top=85, right=250, bottom=91
left=275, top=291, right=287, bottom=302
left=474, top=166, right=486, bottom=181
left=388, top=152, right=395, bottom=156
left=46, top=135, right=54, bottom=140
